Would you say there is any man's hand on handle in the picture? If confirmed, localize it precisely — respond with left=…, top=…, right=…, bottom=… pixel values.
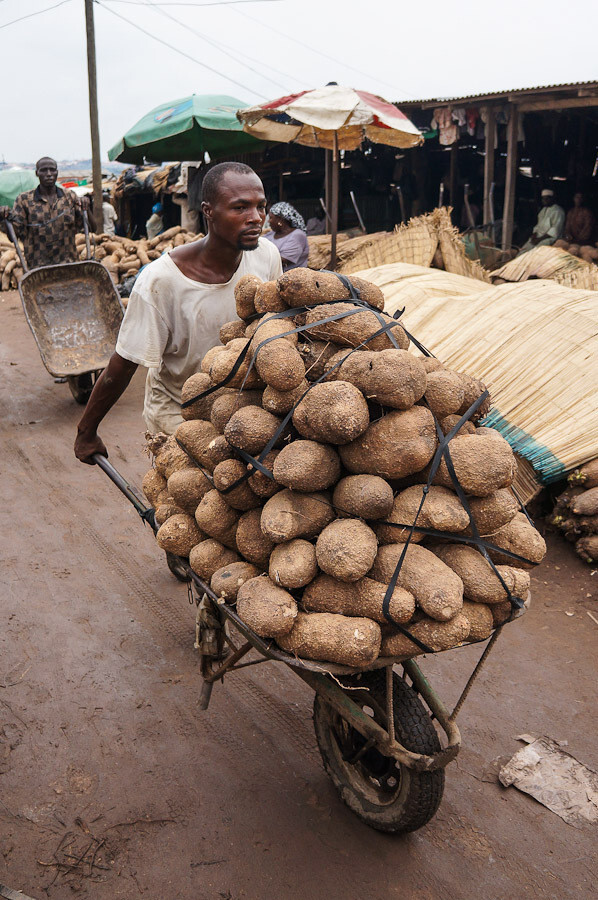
left=0, top=206, right=10, bottom=221
left=74, top=427, right=108, bottom=465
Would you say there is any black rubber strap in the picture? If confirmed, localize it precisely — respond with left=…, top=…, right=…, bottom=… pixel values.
left=221, top=316, right=412, bottom=493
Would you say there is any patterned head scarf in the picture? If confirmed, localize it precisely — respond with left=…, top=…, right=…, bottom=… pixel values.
left=269, top=201, right=306, bottom=232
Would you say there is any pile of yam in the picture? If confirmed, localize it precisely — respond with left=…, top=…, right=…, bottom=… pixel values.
left=142, top=267, right=545, bottom=668
left=76, top=226, right=203, bottom=293
left=0, top=226, right=203, bottom=293
left=0, top=233, right=24, bottom=291
left=550, top=459, right=598, bottom=564
left=554, top=239, right=598, bottom=264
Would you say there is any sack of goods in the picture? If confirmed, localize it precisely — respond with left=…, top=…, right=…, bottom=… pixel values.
left=551, top=460, right=598, bottom=564
left=142, top=268, right=547, bottom=669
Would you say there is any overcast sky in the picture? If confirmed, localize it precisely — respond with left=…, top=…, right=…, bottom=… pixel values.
left=1, top=0, right=596, bottom=163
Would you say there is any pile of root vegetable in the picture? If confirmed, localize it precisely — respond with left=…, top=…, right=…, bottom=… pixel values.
left=550, top=460, right=598, bottom=564
left=77, top=226, right=202, bottom=285
left=0, top=233, right=24, bottom=290
left=142, top=267, right=547, bottom=669
left=0, top=226, right=202, bottom=291
left=554, top=239, right=598, bottom=264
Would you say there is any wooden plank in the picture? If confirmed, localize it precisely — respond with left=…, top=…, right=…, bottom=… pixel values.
left=518, top=96, right=598, bottom=112
left=502, top=106, right=519, bottom=251
left=449, top=143, right=458, bottom=221
left=330, top=135, right=339, bottom=269
left=410, top=85, right=598, bottom=111
left=483, top=107, right=496, bottom=225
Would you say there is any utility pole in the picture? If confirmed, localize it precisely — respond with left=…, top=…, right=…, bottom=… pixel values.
left=84, top=0, right=103, bottom=232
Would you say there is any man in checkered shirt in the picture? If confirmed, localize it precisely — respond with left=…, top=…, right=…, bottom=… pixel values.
left=0, top=157, right=89, bottom=269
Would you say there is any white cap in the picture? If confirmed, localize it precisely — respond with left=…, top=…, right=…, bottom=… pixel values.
left=541, top=189, right=554, bottom=198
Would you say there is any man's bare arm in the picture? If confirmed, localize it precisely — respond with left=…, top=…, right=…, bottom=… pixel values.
left=74, top=351, right=138, bottom=464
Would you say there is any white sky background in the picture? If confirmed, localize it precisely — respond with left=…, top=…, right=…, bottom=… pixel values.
left=1, top=0, right=596, bottom=163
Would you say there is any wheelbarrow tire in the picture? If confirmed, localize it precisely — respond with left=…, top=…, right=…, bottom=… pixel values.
left=67, top=371, right=100, bottom=405
left=313, top=669, right=444, bottom=833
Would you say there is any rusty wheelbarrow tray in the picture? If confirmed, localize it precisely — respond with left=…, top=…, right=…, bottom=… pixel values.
left=5, top=217, right=123, bottom=403
left=93, top=454, right=526, bottom=835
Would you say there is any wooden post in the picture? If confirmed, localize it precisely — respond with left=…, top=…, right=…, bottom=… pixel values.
left=483, top=107, right=496, bottom=224
left=502, top=105, right=519, bottom=251
left=330, top=133, right=339, bottom=270
left=449, top=142, right=458, bottom=221
left=325, top=149, right=331, bottom=235
left=84, top=0, right=103, bottom=233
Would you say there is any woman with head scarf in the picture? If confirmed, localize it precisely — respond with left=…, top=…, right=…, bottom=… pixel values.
left=264, top=201, right=309, bottom=271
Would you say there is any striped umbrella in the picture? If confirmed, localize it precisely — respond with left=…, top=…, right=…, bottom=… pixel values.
left=238, top=84, right=422, bottom=265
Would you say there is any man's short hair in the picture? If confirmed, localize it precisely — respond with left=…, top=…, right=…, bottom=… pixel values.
left=201, top=162, right=257, bottom=206
left=36, top=156, right=57, bottom=169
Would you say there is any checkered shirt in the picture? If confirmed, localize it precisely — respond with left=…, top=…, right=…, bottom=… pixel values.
left=10, top=186, right=83, bottom=269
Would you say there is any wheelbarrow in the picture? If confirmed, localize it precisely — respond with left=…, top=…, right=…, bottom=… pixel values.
left=5, top=213, right=123, bottom=404
left=93, top=453, right=525, bottom=834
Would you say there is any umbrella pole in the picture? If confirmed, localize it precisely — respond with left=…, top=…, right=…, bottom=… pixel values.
left=330, top=133, right=339, bottom=270
left=325, top=150, right=331, bottom=235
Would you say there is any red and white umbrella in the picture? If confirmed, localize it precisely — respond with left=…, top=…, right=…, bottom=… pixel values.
left=237, top=84, right=422, bottom=265
left=237, top=83, right=422, bottom=151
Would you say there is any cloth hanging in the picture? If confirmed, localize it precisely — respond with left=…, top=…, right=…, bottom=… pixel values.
left=431, top=107, right=458, bottom=146
left=466, top=108, right=479, bottom=137
left=452, top=107, right=467, bottom=127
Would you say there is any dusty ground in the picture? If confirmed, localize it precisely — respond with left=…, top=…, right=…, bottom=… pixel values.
left=0, top=288, right=596, bottom=900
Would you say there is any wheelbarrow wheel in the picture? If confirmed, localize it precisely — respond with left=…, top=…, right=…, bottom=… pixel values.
left=67, top=370, right=101, bottom=405
left=313, top=669, right=444, bottom=833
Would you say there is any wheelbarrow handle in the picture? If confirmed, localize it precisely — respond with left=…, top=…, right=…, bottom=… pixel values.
left=4, top=219, right=28, bottom=273
left=92, top=453, right=156, bottom=529
left=82, top=208, right=92, bottom=260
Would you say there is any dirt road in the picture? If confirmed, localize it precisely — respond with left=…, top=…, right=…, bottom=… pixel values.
left=0, top=289, right=596, bottom=900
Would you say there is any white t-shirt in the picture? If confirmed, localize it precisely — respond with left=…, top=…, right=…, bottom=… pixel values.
left=116, top=238, right=282, bottom=434
left=102, top=202, right=117, bottom=236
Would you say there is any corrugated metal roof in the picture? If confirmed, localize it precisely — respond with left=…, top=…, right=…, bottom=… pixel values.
left=400, top=81, right=598, bottom=107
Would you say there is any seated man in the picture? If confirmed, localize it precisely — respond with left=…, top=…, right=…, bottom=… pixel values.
left=75, top=162, right=282, bottom=462
left=563, top=192, right=595, bottom=246
left=518, top=189, right=565, bottom=254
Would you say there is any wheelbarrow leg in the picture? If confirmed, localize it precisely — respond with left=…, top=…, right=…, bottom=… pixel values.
left=198, top=680, right=214, bottom=710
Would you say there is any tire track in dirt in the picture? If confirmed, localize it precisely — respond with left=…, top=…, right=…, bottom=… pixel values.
left=12, top=440, right=318, bottom=763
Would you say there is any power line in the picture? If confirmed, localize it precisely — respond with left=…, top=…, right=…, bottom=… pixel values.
left=141, top=0, right=290, bottom=93
left=136, top=0, right=311, bottom=95
left=231, top=7, right=420, bottom=100
left=0, top=0, right=73, bottom=30
left=105, top=0, right=304, bottom=91
left=95, top=0, right=268, bottom=99
left=103, top=1, right=282, bottom=6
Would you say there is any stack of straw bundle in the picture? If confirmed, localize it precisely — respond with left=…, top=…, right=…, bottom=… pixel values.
left=431, top=208, right=491, bottom=283
left=493, top=245, right=598, bottom=288
left=337, top=217, right=439, bottom=274
left=307, top=210, right=491, bottom=282
left=307, top=233, right=350, bottom=269
left=357, top=263, right=598, bottom=488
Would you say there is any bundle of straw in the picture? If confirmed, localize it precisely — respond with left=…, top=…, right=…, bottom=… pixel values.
left=492, top=245, right=595, bottom=285
left=357, top=263, right=598, bottom=483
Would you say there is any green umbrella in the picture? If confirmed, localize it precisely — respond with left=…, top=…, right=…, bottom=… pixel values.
left=0, top=168, right=39, bottom=207
left=108, top=94, right=265, bottom=164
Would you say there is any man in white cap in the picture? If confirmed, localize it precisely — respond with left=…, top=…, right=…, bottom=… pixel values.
left=518, top=189, right=565, bottom=254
